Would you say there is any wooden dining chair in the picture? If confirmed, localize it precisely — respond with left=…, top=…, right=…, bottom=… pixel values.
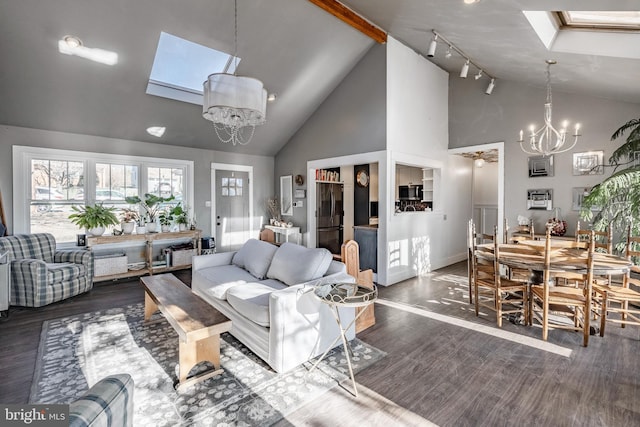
left=474, top=225, right=528, bottom=327
left=576, top=221, right=612, bottom=254
left=341, top=240, right=375, bottom=333
left=530, top=225, right=595, bottom=346
left=468, top=219, right=494, bottom=304
left=592, top=225, right=640, bottom=335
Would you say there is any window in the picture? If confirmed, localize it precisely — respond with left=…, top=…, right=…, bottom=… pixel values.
left=146, top=32, right=240, bottom=105
left=14, top=146, right=193, bottom=243
left=221, top=177, right=243, bottom=197
left=557, top=11, right=640, bottom=32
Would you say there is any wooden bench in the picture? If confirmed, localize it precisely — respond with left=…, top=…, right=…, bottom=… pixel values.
left=140, top=273, right=231, bottom=390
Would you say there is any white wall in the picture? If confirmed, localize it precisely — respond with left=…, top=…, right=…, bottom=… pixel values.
left=384, top=37, right=470, bottom=285
left=473, top=161, right=499, bottom=205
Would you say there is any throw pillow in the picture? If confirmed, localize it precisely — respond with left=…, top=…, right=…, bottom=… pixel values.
left=267, top=242, right=333, bottom=286
left=232, top=238, right=278, bottom=280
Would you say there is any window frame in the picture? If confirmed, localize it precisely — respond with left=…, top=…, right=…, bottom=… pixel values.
left=13, top=146, right=194, bottom=240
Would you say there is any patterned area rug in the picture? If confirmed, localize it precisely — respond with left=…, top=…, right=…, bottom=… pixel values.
left=30, top=303, right=385, bottom=426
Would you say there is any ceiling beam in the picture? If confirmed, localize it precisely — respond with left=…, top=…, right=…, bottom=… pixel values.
left=308, top=0, right=387, bottom=44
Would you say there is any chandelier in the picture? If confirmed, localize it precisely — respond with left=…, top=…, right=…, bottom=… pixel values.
left=202, top=0, right=267, bottom=146
left=517, top=60, right=581, bottom=157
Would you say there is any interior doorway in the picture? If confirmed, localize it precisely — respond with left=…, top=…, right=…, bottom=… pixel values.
left=448, top=142, right=504, bottom=239
left=211, top=163, right=253, bottom=252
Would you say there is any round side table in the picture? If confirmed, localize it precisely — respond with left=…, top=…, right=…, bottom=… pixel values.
left=309, top=282, right=377, bottom=397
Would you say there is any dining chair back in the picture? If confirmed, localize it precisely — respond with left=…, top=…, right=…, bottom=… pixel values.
left=468, top=219, right=495, bottom=304
left=593, top=225, right=640, bottom=335
left=473, top=225, right=528, bottom=327
left=530, top=225, right=595, bottom=346
left=576, top=221, right=612, bottom=254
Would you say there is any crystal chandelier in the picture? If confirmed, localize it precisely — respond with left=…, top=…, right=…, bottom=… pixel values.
left=518, top=60, right=581, bottom=157
left=202, top=0, right=267, bottom=146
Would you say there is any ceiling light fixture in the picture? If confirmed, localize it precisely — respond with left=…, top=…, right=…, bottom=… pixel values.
left=460, top=60, right=470, bottom=78
left=428, top=30, right=496, bottom=94
left=474, top=158, right=485, bottom=168
left=464, top=0, right=480, bottom=4
left=146, top=126, right=166, bottom=137
left=202, top=0, right=267, bottom=146
left=58, top=35, right=118, bottom=66
left=267, top=93, right=277, bottom=102
left=485, top=78, right=495, bottom=95
left=518, top=60, right=581, bottom=157
left=427, top=34, right=438, bottom=57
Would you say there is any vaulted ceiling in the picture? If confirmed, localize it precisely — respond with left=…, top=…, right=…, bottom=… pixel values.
left=0, top=0, right=638, bottom=157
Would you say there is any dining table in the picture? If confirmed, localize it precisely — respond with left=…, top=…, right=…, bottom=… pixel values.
left=475, top=243, right=633, bottom=285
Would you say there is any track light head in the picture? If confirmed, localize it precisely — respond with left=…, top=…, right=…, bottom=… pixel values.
left=445, top=46, right=452, bottom=58
left=474, top=69, right=483, bottom=80
left=485, top=78, right=495, bottom=95
left=460, top=60, right=470, bottom=78
left=427, top=34, right=438, bottom=57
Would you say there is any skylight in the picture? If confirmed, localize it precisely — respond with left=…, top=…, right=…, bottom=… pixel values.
left=146, top=32, right=239, bottom=105
left=559, top=11, right=640, bottom=31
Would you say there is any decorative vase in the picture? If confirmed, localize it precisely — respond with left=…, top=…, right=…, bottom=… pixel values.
left=546, top=207, right=567, bottom=236
left=161, top=225, right=170, bottom=233
left=146, top=222, right=157, bottom=233
left=87, top=226, right=105, bottom=237
left=179, top=223, right=187, bottom=232
left=136, top=225, right=146, bottom=234
left=121, top=221, right=135, bottom=235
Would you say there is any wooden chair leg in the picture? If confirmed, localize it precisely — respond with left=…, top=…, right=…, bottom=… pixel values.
left=542, top=299, right=549, bottom=341
left=600, top=292, right=607, bottom=337
left=496, top=290, right=502, bottom=327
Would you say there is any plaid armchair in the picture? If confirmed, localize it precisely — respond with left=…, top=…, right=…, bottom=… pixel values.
left=69, top=374, right=134, bottom=427
left=0, top=233, right=94, bottom=307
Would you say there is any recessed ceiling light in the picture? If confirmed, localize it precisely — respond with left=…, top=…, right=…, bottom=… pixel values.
left=464, top=0, right=480, bottom=4
left=62, top=35, right=82, bottom=48
left=267, top=93, right=277, bottom=102
left=146, top=126, right=166, bottom=137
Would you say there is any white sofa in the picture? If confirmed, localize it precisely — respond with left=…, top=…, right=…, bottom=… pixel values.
left=192, top=239, right=356, bottom=373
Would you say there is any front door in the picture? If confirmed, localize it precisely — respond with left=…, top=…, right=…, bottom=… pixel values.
left=214, top=169, right=250, bottom=252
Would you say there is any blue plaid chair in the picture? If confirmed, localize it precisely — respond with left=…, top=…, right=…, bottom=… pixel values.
left=69, top=374, right=134, bottom=427
left=0, top=233, right=94, bottom=307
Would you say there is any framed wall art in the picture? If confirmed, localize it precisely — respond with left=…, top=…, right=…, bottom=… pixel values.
left=572, top=187, right=600, bottom=211
left=573, top=151, right=604, bottom=175
left=528, top=155, right=554, bottom=177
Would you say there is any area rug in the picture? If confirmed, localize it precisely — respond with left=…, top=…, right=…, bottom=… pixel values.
left=30, top=303, right=385, bottom=426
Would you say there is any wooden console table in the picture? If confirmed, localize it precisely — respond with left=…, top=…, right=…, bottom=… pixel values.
left=86, top=229, right=201, bottom=282
left=264, top=225, right=301, bottom=244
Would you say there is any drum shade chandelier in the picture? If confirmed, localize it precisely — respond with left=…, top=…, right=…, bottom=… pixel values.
left=202, top=0, right=267, bottom=146
left=518, top=60, right=581, bottom=157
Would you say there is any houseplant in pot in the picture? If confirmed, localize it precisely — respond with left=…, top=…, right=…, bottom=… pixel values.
left=581, top=117, right=640, bottom=243
left=170, top=203, right=189, bottom=231
left=119, top=208, right=139, bottom=235
left=125, top=193, right=174, bottom=233
left=158, top=209, right=173, bottom=232
left=68, top=203, right=119, bottom=237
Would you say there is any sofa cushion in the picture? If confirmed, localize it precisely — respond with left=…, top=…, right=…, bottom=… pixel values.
left=266, top=243, right=333, bottom=286
left=232, top=239, right=278, bottom=280
left=226, top=283, right=276, bottom=327
left=194, top=265, right=258, bottom=300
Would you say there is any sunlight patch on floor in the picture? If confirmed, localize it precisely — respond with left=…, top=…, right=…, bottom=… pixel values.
left=376, top=299, right=573, bottom=358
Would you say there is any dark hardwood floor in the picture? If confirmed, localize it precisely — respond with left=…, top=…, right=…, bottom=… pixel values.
left=2, top=264, right=639, bottom=426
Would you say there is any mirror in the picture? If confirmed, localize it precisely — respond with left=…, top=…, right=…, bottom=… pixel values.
left=280, top=175, right=293, bottom=217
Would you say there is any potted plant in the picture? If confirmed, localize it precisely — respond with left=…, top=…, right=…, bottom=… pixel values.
left=119, top=208, right=139, bottom=235
left=581, top=117, right=640, bottom=242
left=158, top=209, right=173, bottom=232
left=125, top=193, right=175, bottom=233
left=68, top=204, right=119, bottom=237
left=170, top=203, right=189, bottom=231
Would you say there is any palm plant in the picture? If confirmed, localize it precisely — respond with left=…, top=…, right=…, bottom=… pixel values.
left=68, top=204, right=119, bottom=230
left=580, top=118, right=640, bottom=240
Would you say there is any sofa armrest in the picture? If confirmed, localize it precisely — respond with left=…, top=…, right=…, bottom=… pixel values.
left=55, top=249, right=94, bottom=278
left=10, top=259, right=46, bottom=294
left=268, top=280, right=355, bottom=372
left=192, top=251, right=236, bottom=271
left=69, top=374, right=134, bottom=427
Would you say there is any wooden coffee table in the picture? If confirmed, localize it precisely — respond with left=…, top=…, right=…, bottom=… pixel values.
left=140, top=273, right=231, bottom=390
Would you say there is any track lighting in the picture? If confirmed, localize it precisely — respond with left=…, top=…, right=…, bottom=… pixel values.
left=485, top=78, right=495, bottom=95
left=428, top=30, right=496, bottom=94
left=427, top=34, right=438, bottom=57
left=460, top=60, right=470, bottom=78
